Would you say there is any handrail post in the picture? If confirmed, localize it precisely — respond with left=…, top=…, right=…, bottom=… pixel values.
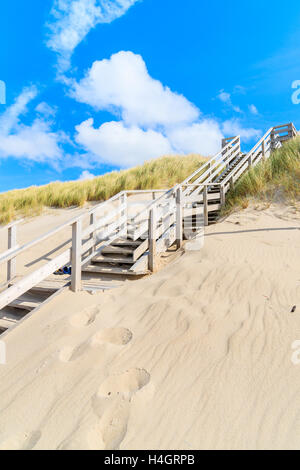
left=203, top=186, right=208, bottom=227
left=176, top=187, right=183, bottom=249
left=220, top=185, right=226, bottom=206
left=262, top=140, right=266, bottom=161
left=89, top=213, right=95, bottom=257
left=71, top=219, right=82, bottom=292
left=7, top=225, right=17, bottom=283
left=148, top=208, right=157, bottom=272
left=120, top=192, right=127, bottom=238
left=270, top=129, right=276, bottom=151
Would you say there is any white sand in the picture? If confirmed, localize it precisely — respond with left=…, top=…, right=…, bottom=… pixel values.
left=1, top=203, right=300, bottom=450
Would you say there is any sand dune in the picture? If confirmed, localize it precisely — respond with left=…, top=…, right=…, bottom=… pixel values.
left=1, top=203, right=300, bottom=450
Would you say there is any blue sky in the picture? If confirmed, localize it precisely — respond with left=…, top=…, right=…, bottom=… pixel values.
left=0, top=0, right=300, bottom=192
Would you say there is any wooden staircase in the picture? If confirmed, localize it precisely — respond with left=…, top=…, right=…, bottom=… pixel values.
left=0, top=123, right=297, bottom=336
left=207, top=152, right=246, bottom=223
left=82, top=237, right=149, bottom=277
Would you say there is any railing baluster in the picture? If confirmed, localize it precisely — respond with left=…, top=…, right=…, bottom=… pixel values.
left=71, top=219, right=82, bottom=292
left=148, top=208, right=157, bottom=272
left=89, top=213, right=95, bottom=257
left=176, top=187, right=183, bottom=249
left=220, top=185, right=226, bottom=206
left=203, top=187, right=208, bottom=227
left=120, top=192, right=127, bottom=237
left=262, top=140, right=266, bottom=161
left=7, top=225, right=17, bottom=283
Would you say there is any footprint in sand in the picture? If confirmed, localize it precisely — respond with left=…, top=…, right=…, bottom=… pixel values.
left=88, top=396, right=131, bottom=450
left=98, top=368, right=150, bottom=399
left=59, top=327, right=133, bottom=363
left=88, top=368, right=151, bottom=450
left=70, top=305, right=100, bottom=328
left=0, top=430, right=41, bottom=450
left=91, top=328, right=133, bottom=347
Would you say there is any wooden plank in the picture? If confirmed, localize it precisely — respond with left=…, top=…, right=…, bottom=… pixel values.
left=0, top=219, right=23, bottom=232
left=82, top=264, right=148, bottom=276
left=89, top=212, right=95, bottom=258
left=262, top=140, right=265, bottom=161
left=7, top=225, right=17, bottom=282
left=92, top=255, right=133, bottom=264
left=0, top=249, right=71, bottom=311
left=130, top=253, right=149, bottom=273
left=120, top=193, right=127, bottom=238
left=132, top=239, right=149, bottom=261
left=112, top=238, right=140, bottom=247
left=28, top=285, right=58, bottom=295
left=101, top=245, right=133, bottom=256
left=203, top=187, right=208, bottom=226
left=71, top=220, right=82, bottom=293
left=0, top=318, right=15, bottom=330
left=176, top=187, right=183, bottom=249
left=148, top=208, right=157, bottom=272
left=9, top=297, right=40, bottom=311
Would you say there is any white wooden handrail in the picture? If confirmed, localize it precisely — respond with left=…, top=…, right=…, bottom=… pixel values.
left=219, top=128, right=273, bottom=187
left=0, top=219, right=24, bottom=232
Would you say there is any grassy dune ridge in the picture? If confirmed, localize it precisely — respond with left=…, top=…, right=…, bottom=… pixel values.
left=0, top=154, right=206, bottom=225
left=225, top=137, right=300, bottom=211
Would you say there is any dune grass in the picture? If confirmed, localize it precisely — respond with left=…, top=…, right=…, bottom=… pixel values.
left=0, top=153, right=207, bottom=225
left=224, top=137, right=300, bottom=212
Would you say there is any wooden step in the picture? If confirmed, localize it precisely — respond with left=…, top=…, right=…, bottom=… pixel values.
left=102, top=245, right=134, bottom=256
left=82, top=264, right=148, bottom=276
left=0, top=318, right=16, bottom=330
left=111, top=238, right=141, bottom=247
left=92, top=255, right=134, bottom=265
left=8, top=295, right=41, bottom=312
left=28, top=285, right=58, bottom=296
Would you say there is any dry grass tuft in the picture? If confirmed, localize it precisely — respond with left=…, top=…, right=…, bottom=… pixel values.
left=224, top=137, right=300, bottom=213
left=0, top=154, right=207, bottom=225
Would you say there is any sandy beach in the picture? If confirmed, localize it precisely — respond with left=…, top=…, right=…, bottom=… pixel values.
left=1, top=203, right=300, bottom=450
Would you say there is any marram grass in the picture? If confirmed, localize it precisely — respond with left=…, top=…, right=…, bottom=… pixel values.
left=224, top=137, right=300, bottom=213
left=0, top=154, right=206, bottom=225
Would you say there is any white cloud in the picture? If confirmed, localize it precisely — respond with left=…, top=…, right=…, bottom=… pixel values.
left=72, top=52, right=224, bottom=164
left=79, top=170, right=96, bottom=179
left=217, top=89, right=242, bottom=113
left=47, top=0, right=139, bottom=72
left=166, top=121, right=223, bottom=156
left=75, top=119, right=173, bottom=167
left=0, top=86, right=38, bottom=135
left=72, top=51, right=200, bottom=128
left=222, top=119, right=261, bottom=141
left=72, top=52, right=262, bottom=167
left=249, top=104, right=259, bottom=115
left=0, top=88, right=65, bottom=163
left=36, top=101, right=57, bottom=117
left=217, top=90, right=231, bottom=105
